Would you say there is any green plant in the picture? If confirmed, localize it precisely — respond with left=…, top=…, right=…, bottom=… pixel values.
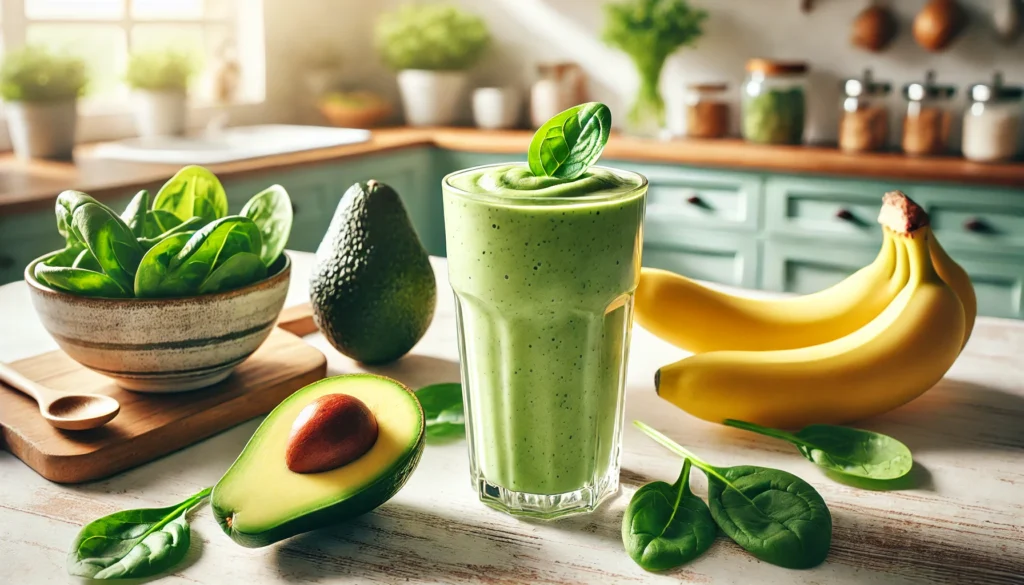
left=724, top=419, right=913, bottom=482
left=415, top=382, right=465, bottom=442
left=0, top=45, right=87, bottom=102
left=634, top=421, right=832, bottom=569
left=602, top=0, right=707, bottom=130
left=621, top=458, right=716, bottom=571
left=125, top=49, right=196, bottom=92
left=241, top=185, right=294, bottom=266
left=528, top=102, right=612, bottom=181
left=67, top=488, right=210, bottom=579
left=34, top=166, right=291, bottom=298
left=375, top=4, right=491, bottom=71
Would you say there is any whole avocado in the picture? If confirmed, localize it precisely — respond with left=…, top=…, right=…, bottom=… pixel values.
left=310, top=181, right=436, bottom=364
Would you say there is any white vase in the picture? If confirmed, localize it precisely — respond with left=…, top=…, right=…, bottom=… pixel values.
left=5, top=100, right=78, bottom=161
left=134, top=90, right=188, bottom=138
left=472, top=87, right=521, bottom=130
left=396, top=69, right=467, bottom=127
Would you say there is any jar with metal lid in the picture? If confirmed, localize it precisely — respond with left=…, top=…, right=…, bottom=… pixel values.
left=684, top=83, right=730, bottom=139
left=901, top=71, right=956, bottom=156
left=839, top=69, right=892, bottom=153
left=742, top=59, right=808, bottom=145
left=962, top=73, right=1022, bottom=163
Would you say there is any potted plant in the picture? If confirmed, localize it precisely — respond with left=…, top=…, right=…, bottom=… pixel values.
left=0, top=46, right=87, bottom=160
left=126, top=50, right=196, bottom=138
left=603, top=0, right=707, bottom=136
left=375, top=3, right=490, bottom=126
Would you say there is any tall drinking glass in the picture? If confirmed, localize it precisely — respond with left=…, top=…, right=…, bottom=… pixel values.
left=442, top=163, right=647, bottom=519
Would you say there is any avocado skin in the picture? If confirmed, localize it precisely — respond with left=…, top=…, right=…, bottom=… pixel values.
left=212, top=439, right=424, bottom=548
left=310, top=181, right=437, bottom=364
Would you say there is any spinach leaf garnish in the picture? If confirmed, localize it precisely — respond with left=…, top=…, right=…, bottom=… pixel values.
left=724, top=419, right=913, bottom=482
left=528, top=102, right=612, bottom=181
left=622, top=458, right=716, bottom=571
left=415, top=382, right=465, bottom=443
left=67, top=487, right=211, bottom=580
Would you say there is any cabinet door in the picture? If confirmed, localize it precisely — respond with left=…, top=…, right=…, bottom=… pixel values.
left=610, top=161, right=762, bottom=232
left=948, top=251, right=1024, bottom=319
left=761, top=239, right=880, bottom=294
left=764, top=176, right=904, bottom=243
left=919, top=186, right=1024, bottom=254
left=643, top=227, right=758, bottom=288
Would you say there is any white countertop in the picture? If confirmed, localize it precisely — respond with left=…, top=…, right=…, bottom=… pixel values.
left=2, top=252, right=1023, bottom=585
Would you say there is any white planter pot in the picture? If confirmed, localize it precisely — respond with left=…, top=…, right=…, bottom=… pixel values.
left=396, top=69, right=467, bottom=126
left=472, top=87, right=521, bottom=130
left=134, top=90, right=188, bottom=138
left=6, top=100, right=78, bottom=161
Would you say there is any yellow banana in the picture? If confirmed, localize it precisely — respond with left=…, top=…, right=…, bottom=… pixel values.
left=655, top=213, right=965, bottom=428
left=930, top=236, right=977, bottom=350
left=635, top=228, right=908, bottom=353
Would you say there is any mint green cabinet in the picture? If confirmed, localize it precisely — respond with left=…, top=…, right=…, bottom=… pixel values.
left=920, top=186, right=1024, bottom=253
left=763, top=176, right=896, bottom=242
left=644, top=227, right=758, bottom=288
left=761, top=240, right=879, bottom=294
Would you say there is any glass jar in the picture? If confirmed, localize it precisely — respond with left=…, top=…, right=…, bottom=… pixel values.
left=839, top=69, right=892, bottom=153
left=962, top=73, right=1023, bottom=163
left=742, top=59, right=808, bottom=145
left=684, top=83, right=730, bottom=139
left=901, top=71, right=956, bottom=156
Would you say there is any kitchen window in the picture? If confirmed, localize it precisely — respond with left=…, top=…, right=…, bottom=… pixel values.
left=0, top=0, right=266, bottom=109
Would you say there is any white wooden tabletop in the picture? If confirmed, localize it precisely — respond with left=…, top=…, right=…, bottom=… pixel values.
left=2, top=252, right=1023, bottom=585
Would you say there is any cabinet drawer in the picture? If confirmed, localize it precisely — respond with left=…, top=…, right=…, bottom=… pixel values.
left=642, top=228, right=758, bottom=288
left=762, top=239, right=880, bottom=294
left=764, top=176, right=902, bottom=242
left=0, top=232, right=66, bottom=285
left=922, top=187, right=1024, bottom=253
left=613, top=161, right=761, bottom=232
left=948, top=251, right=1024, bottom=319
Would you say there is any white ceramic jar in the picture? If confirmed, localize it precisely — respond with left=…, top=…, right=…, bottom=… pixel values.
left=472, top=87, right=520, bottom=130
left=962, top=74, right=1022, bottom=163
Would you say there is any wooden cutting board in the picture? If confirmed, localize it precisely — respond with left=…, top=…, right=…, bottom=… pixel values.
left=0, top=322, right=326, bottom=484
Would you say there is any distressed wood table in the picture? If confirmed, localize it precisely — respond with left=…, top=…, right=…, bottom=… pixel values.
left=1, top=253, right=1022, bottom=585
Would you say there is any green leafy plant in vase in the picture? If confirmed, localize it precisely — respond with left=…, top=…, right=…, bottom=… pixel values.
left=126, top=50, right=197, bottom=138
left=375, top=3, right=490, bottom=126
left=0, top=45, right=87, bottom=160
left=602, top=0, right=707, bottom=136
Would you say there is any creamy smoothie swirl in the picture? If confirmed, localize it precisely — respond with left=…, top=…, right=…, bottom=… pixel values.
left=446, top=163, right=642, bottom=199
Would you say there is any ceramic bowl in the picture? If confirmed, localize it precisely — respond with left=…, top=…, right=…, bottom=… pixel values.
left=24, top=253, right=291, bottom=393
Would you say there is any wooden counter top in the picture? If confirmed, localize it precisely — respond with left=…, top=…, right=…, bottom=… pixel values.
left=1, top=127, right=1021, bottom=215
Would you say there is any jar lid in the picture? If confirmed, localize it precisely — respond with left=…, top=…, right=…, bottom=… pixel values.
left=746, top=59, right=808, bottom=76
left=902, top=70, right=955, bottom=101
left=841, top=69, right=891, bottom=98
left=968, top=72, right=1024, bottom=103
left=687, top=82, right=728, bottom=92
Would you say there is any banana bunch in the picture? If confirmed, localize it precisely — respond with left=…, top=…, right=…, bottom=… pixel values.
left=637, top=191, right=976, bottom=428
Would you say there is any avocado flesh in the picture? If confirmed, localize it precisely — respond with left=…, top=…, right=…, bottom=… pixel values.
left=212, top=374, right=425, bottom=548
left=310, top=181, right=437, bottom=365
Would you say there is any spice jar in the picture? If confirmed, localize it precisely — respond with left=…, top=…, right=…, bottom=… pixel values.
left=962, top=73, right=1023, bottom=163
left=901, top=71, right=956, bottom=156
left=742, top=59, right=808, bottom=145
left=839, top=69, right=892, bottom=153
left=684, top=83, right=730, bottom=138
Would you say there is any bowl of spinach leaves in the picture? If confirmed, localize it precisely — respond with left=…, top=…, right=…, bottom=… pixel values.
left=24, top=165, right=295, bottom=393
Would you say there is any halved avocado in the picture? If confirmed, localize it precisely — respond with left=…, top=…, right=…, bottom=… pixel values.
left=212, top=374, right=425, bottom=547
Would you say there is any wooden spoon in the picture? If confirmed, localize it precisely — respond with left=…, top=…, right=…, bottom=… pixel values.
left=0, top=362, right=120, bottom=431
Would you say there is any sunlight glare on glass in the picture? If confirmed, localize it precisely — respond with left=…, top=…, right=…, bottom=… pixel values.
left=132, top=0, right=204, bottom=20
left=26, top=0, right=123, bottom=20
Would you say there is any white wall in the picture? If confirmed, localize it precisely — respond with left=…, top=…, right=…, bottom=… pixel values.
left=264, top=0, right=1024, bottom=145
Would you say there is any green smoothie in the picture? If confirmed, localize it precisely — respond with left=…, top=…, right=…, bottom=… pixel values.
left=443, top=163, right=647, bottom=517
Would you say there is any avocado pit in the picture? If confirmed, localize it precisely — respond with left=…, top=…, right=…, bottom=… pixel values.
left=285, top=393, right=379, bottom=473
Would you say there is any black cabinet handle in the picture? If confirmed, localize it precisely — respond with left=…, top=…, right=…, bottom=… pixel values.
left=835, top=208, right=855, bottom=221
left=963, top=217, right=988, bottom=233
left=685, top=194, right=703, bottom=206
left=0, top=255, right=13, bottom=270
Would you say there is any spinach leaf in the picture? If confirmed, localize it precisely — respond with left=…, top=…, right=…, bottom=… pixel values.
left=415, top=382, right=465, bottom=443
left=138, top=216, right=205, bottom=250
left=120, top=190, right=150, bottom=238
left=622, top=458, right=716, bottom=571
left=70, top=200, right=145, bottom=292
left=134, top=233, right=195, bottom=297
left=527, top=102, right=612, bottom=180
left=39, top=244, right=86, bottom=270
left=240, top=184, right=293, bottom=267
left=55, top=190, right=97, bottom=247
left=198, top=251, right=267, bottom=294
left=153, top=165, right=228, bottom=224
left=67, top=487, right=211, bottom=580
left=724, top=419, right=913, bottom=482
left=71, top=248, right=102, bottom=272
left=634, top=421, right=832, bottom=569
left=143, top=209, right=186, bottom=238
left=35, top=264, right=129, bottom=298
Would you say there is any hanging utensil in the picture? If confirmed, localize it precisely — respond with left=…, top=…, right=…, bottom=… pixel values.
left=913, top=0, right=967, bottom=52
left=852, top=0, right=899, bottom=52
